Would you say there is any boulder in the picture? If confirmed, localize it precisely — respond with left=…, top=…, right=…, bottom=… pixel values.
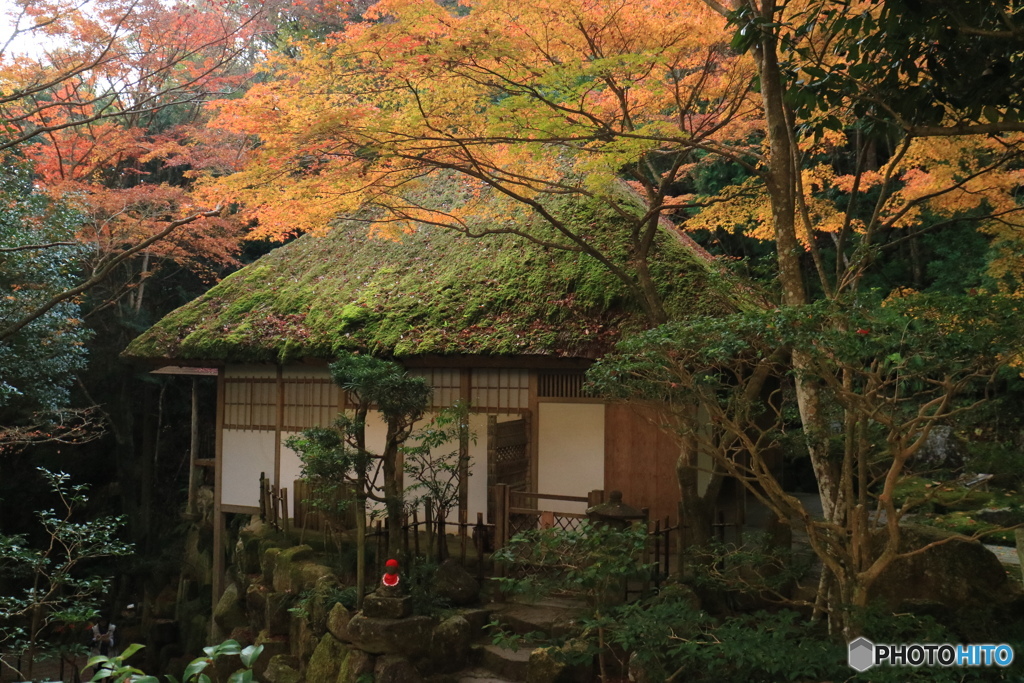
left=338, top=648, right=374, bottom=683
left=526, top=641, right=592, bottom=683
left=433, top=559, right=479, bottom=606
left=265, top=591, right=295, bottom=637
left=430, top=615, right=471, bottom=673
left=246, top=584, right=269, bottom=625
left=236, top=531, right=264, bottom=575
left=272, top=545, right=320, bottom=592
left=309, top=575, right=343, bottom=634
left=228, top=627, right=257, bottom=648
left=305, top=633, right=349, bottom=683
left=976, top=507, right=1024, bottom=527
left=527, top=647, right=568, bottom=683
left=374, top=654, right=423, bottom=683
left=869, top=524, right=1021, bottom=611
left=327, top=603, right=353, bottom=643
left=289, top=615, right=319, bottom=663
left=262, top=547, right=282, bottom=586
left=362, top=593, right=412, bottom=619
left=263, top=655, right=302, bottom=683
left=253, top=631, right=291, bottom=683
left=346, top=613, right=435, bottom=657
left=214, top=582, right=248, bottom=633
left=913, top=425, right=964, bottom=469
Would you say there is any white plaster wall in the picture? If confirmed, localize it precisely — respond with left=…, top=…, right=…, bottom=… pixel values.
left=537, top=402, right=605, bottom=514
left=222, top=429, right=276, bottom=508
left=465, top=413, right=492, bottom=524
left=280, top=431, right=303, bottom=514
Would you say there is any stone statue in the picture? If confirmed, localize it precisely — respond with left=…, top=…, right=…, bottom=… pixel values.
left=363, top=558, right=411, bottom=618
left=380, top=558, right=401, bottom=594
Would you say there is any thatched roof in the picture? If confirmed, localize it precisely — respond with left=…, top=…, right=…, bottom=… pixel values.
left=124, top=180, right=751, bottom=365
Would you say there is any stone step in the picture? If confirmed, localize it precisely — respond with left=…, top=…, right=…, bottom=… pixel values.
left=473, top=643, right=531, bottom=681
left=492, top=601, right=582, bottom=639
left=456, top=667, right=520, bottom=683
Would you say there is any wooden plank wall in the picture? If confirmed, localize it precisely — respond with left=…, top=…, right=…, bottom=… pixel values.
left=604, top=404, right=681, bottom=524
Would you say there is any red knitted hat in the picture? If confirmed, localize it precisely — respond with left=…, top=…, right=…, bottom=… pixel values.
left=385, top=559, right=399, bottom=568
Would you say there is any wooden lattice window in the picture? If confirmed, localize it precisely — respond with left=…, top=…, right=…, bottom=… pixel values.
left=471, top=369, right=529, bottom=411
left=282, top=379, right=342, bottom=430
left=409, top=368, right=462, bottom=408
left=537, top=371, right=588, bottom=398
left=223, top=378, right=277, bottom=430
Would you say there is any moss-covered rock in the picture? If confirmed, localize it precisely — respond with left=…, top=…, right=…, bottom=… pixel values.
left=527, top=647, right=567, bottom=683
left=346, top=613, right=434, bottom=657
left=246, top=584, right=269, bottom=626
left=526, top=641, right=592, bottom=683
left=374, top=654, right=422, bottom=683
left=213, top=582, right=248, bottom=633
left=262, top=547, right=282, bottom=587
left=263, top=655, right=302, bottom=683
left=429, top=615, right=471, bottom=674
left=327, top=603, right=353, bottom=643
left=305, top=633, right=349, bottom=683
left=289, top=615, right=319, bottom=664
left=253, top=632, right=291, bottom=683
left=308, top=575, right=343, bottom=635
left=433, top=559, right=479, bottom=607
left=271, top=546, right=314, bottom=592
left=337, top=649, right=374, bottom=683
left=869, top=523, right=1022, bottom=610
left=265, top=591, right=295, bottom=637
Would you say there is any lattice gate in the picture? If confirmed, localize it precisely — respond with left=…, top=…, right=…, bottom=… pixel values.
left=486, top=415, right=530, bottom=523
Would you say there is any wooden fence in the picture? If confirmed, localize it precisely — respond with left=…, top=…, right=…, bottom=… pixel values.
left=280, top=478, right=691, bottom=591
left=259, top=472, right=289, bottom=533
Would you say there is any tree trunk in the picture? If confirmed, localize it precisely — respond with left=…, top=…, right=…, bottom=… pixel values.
left=382, top=431, right=404, bottom=558
left=355, top=487, right=367, bottom=609
left=754, top=4, right=841, bottom=524
left=676, top=438, right=715, bottom=551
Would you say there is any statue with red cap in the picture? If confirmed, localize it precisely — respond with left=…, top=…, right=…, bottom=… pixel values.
left=381, top=558, right=401, bottom=591
left=361, top=557, right=411, bottom=618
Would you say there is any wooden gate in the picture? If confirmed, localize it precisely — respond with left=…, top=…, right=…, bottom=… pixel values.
left=487, top=415, right=530, bottom=522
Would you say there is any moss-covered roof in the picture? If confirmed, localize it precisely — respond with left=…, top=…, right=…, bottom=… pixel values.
left=124, top=179, right=752, bottom=364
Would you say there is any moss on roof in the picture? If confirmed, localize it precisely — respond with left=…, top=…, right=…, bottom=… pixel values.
left=124, top=178, right=752, bottom=364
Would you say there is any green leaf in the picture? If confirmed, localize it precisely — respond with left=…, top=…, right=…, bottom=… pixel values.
left=228, top=670, right=254, bottom=683
left=120, top=643, right=145, bottom=660
left=183, top=658, right=210, bottom=681
left=240, top=644, right=264, bottom=669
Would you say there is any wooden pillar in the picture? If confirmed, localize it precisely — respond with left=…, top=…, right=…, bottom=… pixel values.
left=186, top=377, right=200, bottom=516
left=458, top=369, right=471, bottom=518
left=212, top=370, right=226, bottom=607
left=274, top=366, right=283, bottom=513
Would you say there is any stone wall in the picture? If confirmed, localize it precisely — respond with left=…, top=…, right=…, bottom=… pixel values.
left=209, top=518, right=480, bottom=683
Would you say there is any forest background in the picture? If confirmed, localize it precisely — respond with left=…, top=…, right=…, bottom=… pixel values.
left=2, top=0, right=1024, bottom=670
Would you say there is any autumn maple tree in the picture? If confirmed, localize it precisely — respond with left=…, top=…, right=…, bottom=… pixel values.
left=198, top=0, right=1024, bottom=635
left=0, top=0, right=290, bottom=346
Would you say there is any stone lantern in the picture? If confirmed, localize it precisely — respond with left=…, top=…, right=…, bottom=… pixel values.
left=586, top=490, right=646, bottom=529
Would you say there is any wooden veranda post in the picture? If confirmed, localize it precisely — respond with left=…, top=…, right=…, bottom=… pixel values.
left=186, top=377, right=200, bottom=515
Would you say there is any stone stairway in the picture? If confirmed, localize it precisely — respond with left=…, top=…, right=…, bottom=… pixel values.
left=451, top=597, right=587, bottom=683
